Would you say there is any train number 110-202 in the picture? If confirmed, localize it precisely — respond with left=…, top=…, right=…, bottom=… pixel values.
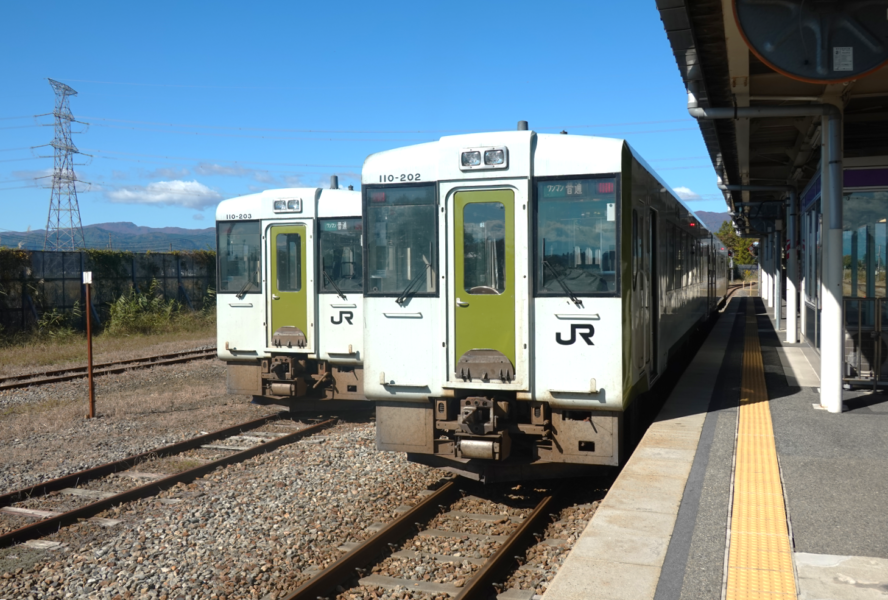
left=379, top=173, right=421, bottom=183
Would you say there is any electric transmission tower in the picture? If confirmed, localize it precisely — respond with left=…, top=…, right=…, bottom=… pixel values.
left=43, top=78, right=87, bottom=251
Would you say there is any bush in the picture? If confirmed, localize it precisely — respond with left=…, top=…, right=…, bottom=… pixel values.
left=104, top=280, right=216, bottom=336
left=106, top=280, right=179, bottom=335
left=35, top=302, right=82, bottom=341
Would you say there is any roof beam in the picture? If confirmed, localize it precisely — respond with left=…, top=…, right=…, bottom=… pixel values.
left=721, top=0, right=750, bottom=205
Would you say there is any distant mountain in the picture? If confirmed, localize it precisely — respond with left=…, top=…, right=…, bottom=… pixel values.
left=0, top=222, right=215, bottom=253
left=695, top=211, right=731, bottom=233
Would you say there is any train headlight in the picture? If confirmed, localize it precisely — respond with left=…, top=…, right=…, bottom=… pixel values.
left=287, top=199, right=301, bottom=211
left=461, top=151, right=481, bottom=167
left=484, top=149, right=504, bottom=165
left=459, top=146, right=508, bottom=171
left=273, top=200, right=286, bottom=211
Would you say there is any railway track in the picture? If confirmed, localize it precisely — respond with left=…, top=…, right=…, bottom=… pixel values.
left=0, top=413, right=335, bottom=548
left=0, top=347, right=217, bottom=391
left=283, top=478, right=561, bottom=600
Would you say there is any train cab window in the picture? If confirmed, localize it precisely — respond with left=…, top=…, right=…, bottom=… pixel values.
left=463, top=202, right=506, bottom=294
left=217, top=221, right=261, bottom=294
left=276, top=233, right=302, bottom=292
left=319, top=218, right=363, bottom=293
left=536, top=177, right=618, bottom=295
left=365, top=184, right=437, bottom=296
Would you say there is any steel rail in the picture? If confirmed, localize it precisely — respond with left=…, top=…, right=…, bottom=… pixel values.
left=454, top=491, right=558, bottom=599
left=0, top=348, right=215, bottom=384
left=281, top=478, right=463, bottom=600
left=0, top=413, right=281, bottom=508
left=0, top=417, right=337, bottom=547
left=0, top=348, right=216, bottom=390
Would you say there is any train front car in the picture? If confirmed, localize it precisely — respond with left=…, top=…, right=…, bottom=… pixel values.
left=362, top=128, right=717, bottom=482
left=216, top=186, right=365, bottom=411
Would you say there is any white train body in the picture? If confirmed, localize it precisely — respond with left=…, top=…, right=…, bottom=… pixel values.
left=361, top=129, right=727, bottom=481
left=215, top=187, right=365, bottom=407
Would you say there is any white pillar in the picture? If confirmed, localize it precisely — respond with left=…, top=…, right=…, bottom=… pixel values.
left=787, top=192, right=799, bottom=343
left=820, top=112, right=844, bottom=413
left=758, top=251, right=765, bottom=298
left=764, top=233, right=769, bottom=301
left=767, top=232, right=774, bottom=307
left=775, top=227, right=783, bottom=330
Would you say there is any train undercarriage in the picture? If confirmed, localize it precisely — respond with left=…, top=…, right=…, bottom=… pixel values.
left=226, top=357, right=365, bottom=412
left=376, top=395, right=623, bottom=482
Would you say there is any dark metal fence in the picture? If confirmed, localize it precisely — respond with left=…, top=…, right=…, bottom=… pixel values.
left=0, top=250, right=215, bottom=333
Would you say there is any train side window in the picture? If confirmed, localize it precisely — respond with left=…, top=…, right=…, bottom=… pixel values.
left=681, top=230, right=688, bottom=288
left=666, top=225, right=674, bottom=292
left=536, top=177, right=618, bottom=296
left=276, top=233, right=302, bottom=292
left=364, top=184, right=437, bottom=296
left=632, top=209, right=640, bottom=289
left=319, top=218, right=363, bottom=293
left=217, top=220, right=261, bottom=294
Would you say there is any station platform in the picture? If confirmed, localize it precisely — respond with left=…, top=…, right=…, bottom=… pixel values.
left=543, top=295, right=888, bottom=600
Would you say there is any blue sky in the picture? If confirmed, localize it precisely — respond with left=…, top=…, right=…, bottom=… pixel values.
left=0, top=1, right=728, bottom=235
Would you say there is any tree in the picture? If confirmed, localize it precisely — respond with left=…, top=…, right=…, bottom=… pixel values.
left=716, top=220, right=757, bottom=264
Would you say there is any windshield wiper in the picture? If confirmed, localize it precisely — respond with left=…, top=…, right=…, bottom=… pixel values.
left=236, top=280, right=254, bottom=299
left=396, top=263, right=431, bottom=306
left=322, top=268, right=347, bottom=301
left=543, top=260, right=583, bottom=308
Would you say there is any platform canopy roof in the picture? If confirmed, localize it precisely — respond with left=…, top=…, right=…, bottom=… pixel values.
left=656, top=0, right=888, bottom=231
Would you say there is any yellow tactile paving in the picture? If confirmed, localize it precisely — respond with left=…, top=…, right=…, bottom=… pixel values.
left=725, top=300, right=797, bottom=600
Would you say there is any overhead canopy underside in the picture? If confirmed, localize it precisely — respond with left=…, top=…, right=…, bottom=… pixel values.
left=657, top=0, right=888, bottom=234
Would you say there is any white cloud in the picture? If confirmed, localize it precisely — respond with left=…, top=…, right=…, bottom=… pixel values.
left=192, top=213, right=205, bottom=221
left=11, top=168, right=53, bottom=182
left=282, top=175, right=303, bottom=187
left=106, top=180, right=222, bottom=209
left=252, top=170, right=275, bottom=183
left=150, top=167, right=190, bottom=179
left=194, top=162, right=250, bottom=177
left=673, top=186, right=702, bottom=201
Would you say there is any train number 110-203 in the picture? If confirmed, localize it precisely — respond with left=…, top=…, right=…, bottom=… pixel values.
left=379, top=174, right=421, bottom=183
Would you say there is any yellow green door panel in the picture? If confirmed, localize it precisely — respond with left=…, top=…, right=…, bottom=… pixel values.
left=454, top=190, right=515, bottom=375
left=270, top=225, right=308, bottom=348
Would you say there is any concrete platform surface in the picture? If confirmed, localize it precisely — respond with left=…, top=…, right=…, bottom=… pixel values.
left=543, top=296, right=888, bottom=599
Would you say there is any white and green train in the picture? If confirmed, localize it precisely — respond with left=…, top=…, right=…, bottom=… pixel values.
left=360, top=124, right=727, bottom=481
left=215, top=182, right=365, bottom=410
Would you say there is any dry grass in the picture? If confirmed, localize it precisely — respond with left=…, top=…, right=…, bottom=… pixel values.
left=0, top=362, right=276, bottom=477
left=0, top=325, right=215, bottom=377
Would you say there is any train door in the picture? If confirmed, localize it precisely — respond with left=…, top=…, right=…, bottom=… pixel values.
left=268, top=224, right=309, bottom=349
left=649, top=210, right=658, bottom=378
left=453, top=190, right=516, bottom=381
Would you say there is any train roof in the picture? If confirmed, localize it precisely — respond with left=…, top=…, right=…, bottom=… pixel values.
left=362, top=131, right=716, bottom=235
left=215, top=187, right=361, bottom=221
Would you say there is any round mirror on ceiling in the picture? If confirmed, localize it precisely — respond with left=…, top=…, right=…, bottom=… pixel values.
left=734, top=0, right=888, bottom=83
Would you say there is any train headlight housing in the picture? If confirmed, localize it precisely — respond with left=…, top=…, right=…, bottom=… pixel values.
left=459, top=146, right=508, bottom=171
left=273, top=198, right=303, bottom=213
left=461, top=151, right=481, bottom=167
left=484, top=149, right=504, bottom=165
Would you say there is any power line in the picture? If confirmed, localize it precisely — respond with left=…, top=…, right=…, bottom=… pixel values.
left=80, top=114, right=697, bottom=135
left=0, top=157, right=43, bottom=163
left=90, top=123, right=432, bottom=142
left=80, top=148, right=362, bottom=168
